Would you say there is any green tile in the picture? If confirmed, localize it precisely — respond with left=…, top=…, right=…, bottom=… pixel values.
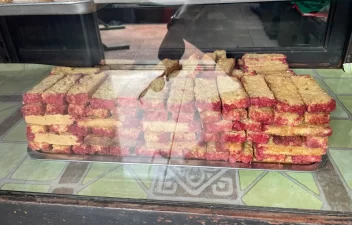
left=331, top=103, right=349, bottom=118
left=293, top=69, right=316, bottom=77
left=0, top=80, right=37, bottom=95
left=242, top=172, right=323, bottom=209
left=1, top=183, right=50, bottom=193
left=316, top=69, right=352, bottom=78
left=338, top=96, right=352, bottom=115
left=285, top=172, right=319, bottom=195
left=239, top=170, right=263, bottom=191
left=82, top=163, right=117, bottom=184
left=323, top=79, right=352, bottom=95
left=129, top=164, right=156, bottom=189
left=78, top=166, right=147, bottom=199
left=2, top=120, right=26, bottom=142
left=330, top=150, right=352, bottom=189
left=329, top=120, right=352, bottom=148
left=0, top=103, right=20, bottom=122
left=0, top=143, right=27, bottom=179
left=12, top=157, right=67, bottom=181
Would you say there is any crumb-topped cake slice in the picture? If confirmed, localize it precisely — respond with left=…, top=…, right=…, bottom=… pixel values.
left=23, top=74, right=65, bottom=104
left=242, top=75, right=276, bottom=107
left=67, top=72, right=107, bottom=105
left=217, top=76, right=249, bottom=111
left=42, top=74, right=82, bottom=105
left=194, top=78, right=221, bottom=112
left=215, top=58, right=235, bottom=75
left=242, top=53, right=287, bottom=60
left=265, top=75, right=305, bottom=114
left=263, top=123, right=332, bottom=137
left=291, top=75, right=336, bottom=113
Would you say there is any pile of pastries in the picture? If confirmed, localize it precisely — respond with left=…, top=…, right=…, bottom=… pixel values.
left=23, top=51, right=335, bottom=164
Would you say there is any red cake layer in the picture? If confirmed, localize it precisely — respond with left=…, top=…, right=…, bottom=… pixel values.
left=305, top=136, right=328, bottom=148
left=204, top=120, right=233, bottom=132
left=92, top=127, right=115, bottom=138
left=72, top=145, right=92, bottom=155
left=273, top=136, right=303, bottom=146
left=250, top=97, right=277, bottom=108
left=90, top=98, right=115, bottom=110
left=221, top=131, right=246, bottom=143
left=68, top=104, right=87, bottom=118
left=85, top=107, right=111, bottom=118
left=248, top=107, right=274, bottom=124
left=23, top=93, right=42, bottom=105
left=46, top=104, right=68, bottom=115
left=273, top=112, right=303, bottom=126
left=292, top=155, right=322, bottom=163
left=246, top=131, right=270, bottom=144
left=28, top=141, right=51, bottom=152
left=200, top=132, right=220, bottom=142
left=66, top=93, right=90, bottom=105
left=21, top=103, right=45, bottom=116
left=26, top=128, right=35, bottom=141
left=91, top=145, right=110, bottom=155
left=304, top=112, right=330, bottom=125
left=49, top=125, right=70, bottom=134
left=42, top=93, right=67, bottom=105
left=233, top=119, right=262, bottom=132
left=69, top=124, right=91, bottom=136
left=306, top=99, right=336, bottom=113
left=199, top=111, right=222, bottom=124
left=143, top=110, right=169, bottom=121
left=195, top=101, right=221, bottom=112
left=171, top=112, right=194, bottom=123
left=222, top=108, right=247, bottom=121
left=275, top=102, right=306, bottom=115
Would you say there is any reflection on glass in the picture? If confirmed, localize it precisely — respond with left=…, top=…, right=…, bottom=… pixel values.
left=98, top=1, right=331, bottom=62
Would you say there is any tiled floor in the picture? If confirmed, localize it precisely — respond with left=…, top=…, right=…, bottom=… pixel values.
left=0, top=67, right=352, bottom=212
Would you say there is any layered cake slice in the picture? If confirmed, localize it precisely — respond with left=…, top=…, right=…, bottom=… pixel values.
left=304, top=112, right=330, bottom=125
left=222, top=108, right=247, bottom=121
left=194, top=78, right=221, bottom=112
left=217, top=76, right=249, bottom=111
left=265, top=75, right=305, bottom=114
left=291, top=75, right=336, bottom=112
left=263, top=124, right=332, bottom=137
left=42, top=74, right=82, bottom=105
left=248, top=107, right=274, bottom=124
left=242, top=75, right=276, bottom=107
left=66, top=72, right=107, bottom=105
left=273, top=112, right=303, bottom=126
left=23, top=74, right=65, bottom=104
left=215, top=58, right=235, bottom=75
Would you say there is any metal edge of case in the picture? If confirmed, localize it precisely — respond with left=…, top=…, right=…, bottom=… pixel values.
left=0, top=0, right=95, bottom=16
left=27, top=147, right=328, bottom=172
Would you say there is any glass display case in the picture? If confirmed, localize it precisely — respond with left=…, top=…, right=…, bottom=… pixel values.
left=0, top=0, right=352, bottom=224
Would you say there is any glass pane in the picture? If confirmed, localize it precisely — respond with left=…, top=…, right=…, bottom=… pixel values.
left=98, top=1, right=331, bottom=62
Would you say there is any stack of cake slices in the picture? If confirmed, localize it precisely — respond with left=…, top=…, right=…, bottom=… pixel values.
left=24, top=52, right=336, bottom=165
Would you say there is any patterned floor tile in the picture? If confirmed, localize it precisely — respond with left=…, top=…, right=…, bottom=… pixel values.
left=285, top=172, right=319, bottom=195
left=323, top=79, right=352, bottom=95
left=330, top=150, right=352, bottom=189
left=82, top=163, right=118, bottom=184
left=0, top=143, right=27, bottom=179
left=242, top=172, right=323, bottom=210
left=78, top=166, right=147, bottom=199
left=149, top=167, right=237, bottom=203
left=239, top=170, right=263, bottom=191
left=129, top=164, right=156, bottom=189
left=1, top=183, right=50, bottom=193
left=0, top=103, right=20, bottom=123
left=2, top=119, right=26, bottom=142
left=11, top=157, right=67, bottom=181
left=331, top=103, right=349, bottom=118
left=316, top=69, right=352, bottom=78
left=329, top=120, right=352, bottom=148
left=337, top=96, right=352, bottom=115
